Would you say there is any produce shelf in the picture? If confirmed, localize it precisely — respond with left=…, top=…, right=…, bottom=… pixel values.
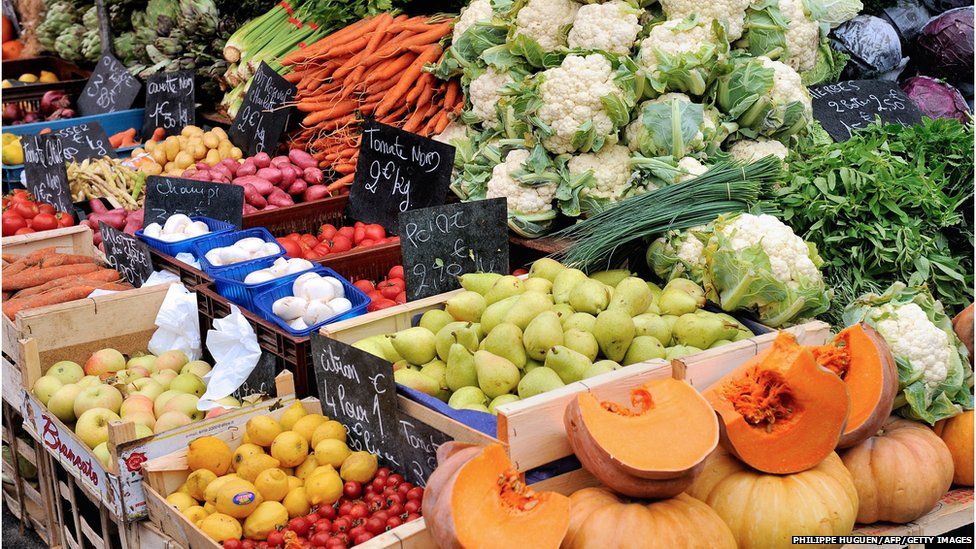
left=846, top=489, right=973, bottom=548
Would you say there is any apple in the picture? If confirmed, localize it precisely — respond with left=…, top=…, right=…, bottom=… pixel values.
left=110, top=369, right=146, bottom=385
left=128, top=378, right=164, bottom=401
left=84, top=348, right=126, bottom=379
left=169, top=373, right=206, bottom=397
left=47, top=384, right=82, bottom=423
left=128, top=365, right=151, bottom=378
left=154, top=411, right=191, bottom=433
left=123, top=411, right=156, bottom=431
left=154, top=350, right=189, bottom=373
left=205, top=407, right=230, bottom=419
left=32, top=375, right=63, bottom=406
left=74, top=385, right=123, bottom=418
left=153, top=390, right=182, bottom=417
left=92, top=442, right=112, bottom=468
left=126, top=354, right=157, bottom=373
left=162, top=394, right=204, bottom=421
left=150, top=370, right=178, bottom=390
left=75, top=408, right=121, bottom=449
left=46, top=361, right=84, bottom=385
left=120, top=395, right=154, bottom=417
left=133, top=424, right=153, bottom=439
left=181, top=360, right=212, bottom=378
left=77, top=375, right=102, bottom=388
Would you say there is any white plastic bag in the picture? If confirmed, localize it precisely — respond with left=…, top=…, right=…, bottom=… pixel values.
left=175, top=252, right=201, bottom=269
left=198, top=304, right=262, bottom=409
left=147, top=283, right=202, bottom=360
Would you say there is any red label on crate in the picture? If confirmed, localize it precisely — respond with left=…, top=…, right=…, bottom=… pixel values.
left=41, top=415, right=99, bottom=486
left=125, top=451, right=148, bottom=473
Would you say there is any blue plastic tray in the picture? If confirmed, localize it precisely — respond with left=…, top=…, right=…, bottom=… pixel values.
left=212, top=256, right=317, bottom=311
left=252, top=267, right=369, bottom=336
left=192, top=228, right=286, bottom=276
left=136, top=216, right=235, bottom=257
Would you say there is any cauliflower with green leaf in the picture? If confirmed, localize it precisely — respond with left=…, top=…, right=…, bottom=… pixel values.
left=468, top=67, right=514, bottom=125
left=659, top=0, right=753, bottom=40
left=566, top=144, right=639, bottom=213
left=638, top=17, right=729, bottom=97
left=716, top=55, right=812, bottom=138
left=514, top=0, right=581, bottom=51
left=485, top=146, right=562, bottom=236
left=727, top=138, right=789, bottom=162
left=567, top=0, right=643, bottom=55
left=453, top=0, right=495, bottom=41
left=624, top=93, right=730, bottom=159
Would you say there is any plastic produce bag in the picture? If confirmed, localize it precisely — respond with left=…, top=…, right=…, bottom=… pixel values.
left=882, top=0, right=931, bottom=43
left=175, top=252, right=201, bottom=269
left=831, top=15, right=909, bottom=80
left=198, top=304, right=261, bottom=409
left=148, top=283, right=202, bottom=360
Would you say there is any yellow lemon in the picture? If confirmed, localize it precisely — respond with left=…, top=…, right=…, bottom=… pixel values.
left=199, top=512, right=242, bottom=541
left=282, top=487, right=310, bottom=518
left=270, top=431, right=308, bottom=467
left=340, top=451, right=379, bottom=483
left=292, top=414, right=328, bottom=444
left=242, top=501, right=288, bottom=540
left=165, top=492, right=197, bottom=513
left=279, top=402, right=307, bottom=430
left=182, top=505, right=208, bottom=525
left=246, top=416, right=282, bottom=447
left=254, top=468, right=289, bottom=502
left=215, top=478, right=263, bottom=519
left=304, top=468, right=343, bottom=506
left=232, top=443, right=265, bottom=472
left=310, top=420, right=347, bottom=448
left=236, top=453, right=281, bottom=483
left=185, top=469, right=217, bottom=501
left=313, top=439, right=351, bottom=468
left=187, top=436, right=233, bottom=475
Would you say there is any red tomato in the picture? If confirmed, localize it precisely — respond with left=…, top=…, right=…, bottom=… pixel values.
left=288, top=517, right=311, bottom=537
left=378, top=284, right=401, bottom=300
left=358, top=238, right=374, bottom=248
left=318, top=506, right=337, bottom=520
left=363, top=516, right=385, bottom=535
left=337, top=226, right=354, bottom=239
left=354, top=221, right=365, bottom=229
left=343, top=481, right=362, bottom=499
left=309, top=532, right=330, bottom=548
left=56, top=212, right=75, bottom=227
left=385, top=516, right=403, bottom=530
left=388, top=265, right=404, bottom=280
left=30, top=212, right=59, bottom=231
left=300, top=234, right=319, bottom=248
left=2, top=212, right=27, bottom=236
left=352, top=225, right=366, bottom=245
left=364, top=224, right=385, bottom=241
left=352, top=279, right=374, bottom=293
left=404, top=500, right=420, bottom=514
left=278, top=238, right=303, bottom=258
left=332, top=517, right=352, bottom=533
left=318, top=224, right=337, bottom=241
left=223, top=540, right=244, bottom=549
left=337, top=501, right=353, bottom=517
left=349, top=502, right=368, bottom=521
left=394, top=291, right=406, bottom=304
left=387, top=474, right=404, bottom=487
left=313, top=518, right=332, bottom=533
left=242, top=541, right=257, bottom=549
left=13, top=201, right=37, bottom=219
left=37, top=203, right=56, bottom=215
left=266, top=530, right=285, bottom=548
left=330, top=235, right=352, bottom=254
left=367, top=298, right=397, bottom=312
left=512, top=268, right=529, bottom=276
left=14, top=227, right=35, bottom=235
left=347, top=526, right=365, bottom=539
left=365, top=290, right=383, bottom=303
left=406, top=487, right=424, bottom=501
left=405, top=513, right=421, bottom=522
left=353, top=532, right=373, bottom=545
left=285, top=232, right=303, bottom=241
left=312, top=243, right=332, bottom=257
left=376, top=467, right=391, bottom=478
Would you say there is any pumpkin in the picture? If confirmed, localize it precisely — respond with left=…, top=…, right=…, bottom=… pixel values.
left=811, top=323, right=899, bottom=448
left=952, top=304, right=973, bottom=365
left=934, top=410, right=974, bottom=486
left=704, top=331, right=850, bottom=474
left=422, top=443, right=570, bottom=549
left=841, top=417, right=953, bottom=523
left=688, top=448, right=858, bottom=549
left=564, top=378, right=718, bottom=498
left=563, top=488, right=736, bottom=549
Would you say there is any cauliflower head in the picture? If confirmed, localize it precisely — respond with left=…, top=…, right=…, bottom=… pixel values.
left=487, top=149, right=558, bottom=216
left=716, top=213, right=821, bottom=285
left=434, top=121, right=470, bottom=147
left=647, top=226, right=709, bottom=282
left=716, top=55, right=812, bottom=138
left=763, top=57, right=812, bottom=116
left=567, top=1, right=643, bottom=55
left=675, top=156, right=708, bottom=182
left=514, top=0, right=581, bottom=51
left=874, top=303, right=951, bottom=389
left=468, top=67, right=514, bottom=125
left=453, top=0, right=495, bottom=42
left=625, top=93, right=727, bottom=159
left=639, top=17, right=727, bottom=96
left=567, top=144, right=636, bottom=205
left=659, top=0, right=753, bottom=40
left=727, top=138, right=789, bottom=163
left=777, top=0, right=819, bottom=72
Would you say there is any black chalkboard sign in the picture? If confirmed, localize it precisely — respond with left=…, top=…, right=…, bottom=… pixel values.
left=143, top=176, right=244, bottom=228
left=22, top=135, right=73, bottom=213
left=228, top=62, right=296, bottom=156
left=809, top=80, right=923, bottom=141
left=143, top=71, right=195, bottom=139
left=397, top=416, right=452, bottom=486
left=310, top=334, right=401, bottom=468
left=347, top=120, right=455, bottom=234
left=399, top=198, right=509, bottom=300
left=232, top=352, right=278, bottom=400
left=78, top=54, right=141, bottom=116
left=55, top=122, right=115, bottom=161
left=99, top=223, right=153, bottom=287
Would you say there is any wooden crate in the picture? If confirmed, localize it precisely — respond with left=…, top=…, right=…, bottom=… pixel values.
left=1, top=402, right=59, bottom=546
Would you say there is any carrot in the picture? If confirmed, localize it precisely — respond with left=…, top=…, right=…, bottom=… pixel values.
left=371, top=23, right=452, bottom=60
left=402, top=106, right=430, bottom=133
left=152, top=128, right=166, bottom=142
left=364, top=52, right=417, bottom=85
left=284, top=71, right=304, bottom=83
left=433, top=112, right=452, bottom=134
left=326, top=174, right=355, bottom=191
left=3, top=247, right=57, bottom=276
left=443, top=80, right=460, bottom=110
left=334, top=13, right=395, bottom=82
left=2, top=253, right=21, bottom=264
left=282, top=16, right=379, bottom=65
left=406, top=73, right=434, bottom=105
left=375, top=46, right=442, bottom=117
left=12, top=269, right=122, bottom=298
left=3, top=282, right=130, bottom=319
left=36, top=254, right=96, bottom=269
left=3, top=263, right=101, bottom=291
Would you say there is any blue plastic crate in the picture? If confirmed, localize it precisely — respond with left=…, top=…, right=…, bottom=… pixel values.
left=252, top=267, right=369, bottom=336
left=136, top=216, right=235, bottom=257
left=212, top=256, right=318, bottom=311
left=192, top=228, right=286, bottom=276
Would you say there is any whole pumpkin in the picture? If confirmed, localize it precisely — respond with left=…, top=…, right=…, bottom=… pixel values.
left=934, top=410, right=974, bottom=486
left=688, top=448, right=858, bottom=549
left=563, top=488, right=735, bottom=549
left=841, top=417, right=953, bottom=523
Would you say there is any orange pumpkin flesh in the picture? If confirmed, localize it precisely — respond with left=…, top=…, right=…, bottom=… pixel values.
left=564, top=378, right=718, bottom=498
left=705, top=331, right=850, bottom=474
left=811, top=323, right=899, bottom=449
left=934, top=410, right=973, bottom=486
left=422, top=443, right=570, bottom=549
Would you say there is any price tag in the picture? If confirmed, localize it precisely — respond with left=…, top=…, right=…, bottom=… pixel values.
left=22, top=134, right=73, bottom=213
left=142, top=70, right=195, bottom=139
left=397, top=416, right=452, bottom=486
left=143, top=176, right=244, bottom=228
left=98, top=223, right=153, bottom=287
left=228, top=62, right=296, bottom=156
left=78, top=54, right=141, bottom=116
left=399, top=198, right=509, bottom=300
left=347, top=120, right=455, bottom=234
left=809, top=80, right=923, bottom=141
left=232, top=352, right=278, bottom=401
left=54, top=122, right=115, bottom=161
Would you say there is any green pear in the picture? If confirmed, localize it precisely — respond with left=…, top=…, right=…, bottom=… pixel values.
left=481, top=323, right=526, bottom=368
left=633, top=313, right=672, bottom=346
left=517, top=367, right=565, bottom=399
left=445, top=343, right=478, bottom=391
left=672, top=313, right=728, bottom=349
left=420, top=360, right=448, bottom=390
left=419, top=309, right=455, bottom=334
left=593, top=310, right=635, bottom=363
left=563, top=329, right=599, bottom=361
left=435, top=322, right=481, bottom=361
left=522, top=311, right=564, bottom=361
left=709, top=339, right=733, bottom=349
left=544, top=345, right=592, bottom=384
left=445, top=291, right=487, bottom=322
left=568, top=279, right=612, bottom=315
left=448, top=386, right=488, bottom=409
left=481, top=295, right=520, bottom=333
left=590, top=269, right=631, bottom=287
left=732, top=328, right=753, bottom=341
left=665, top=345, right=702, bottom=360
left=474, top=351, right=520, bottom=398
left=394, top=369, right=440, bottom=396
left=608, top=277, right=652, bottom=317
left=562, top=312, right=596, bottom=332
left=582, top=360, right=618, bottom=379
left=352, top=334, right=403, bottom=363
left=484, top=275, right=525, bottom=304
left=459, top=272, right=502, bottom=295
left=393, top=360, right=414, bottom=372
left=644, top=302, right=661, bottom=315
left=552, top=268, right=587, bottom=304
left=622, top=336, right=667, bottom=365
left=460, top=404, right=491, bottom=413
left=661, top=314, right=679, bottom=331
left=659, top=278, right=705, bottom=315
left=551, top=303, right=575, bottom=322
left=388, top=327, right=436, bottom=365
left=503, top=292, right=553, bottom=330
left=591, top=359, right=621, bottom=372
left=528, top=258, right=566, bottom=282
left=488, top=394, right=520, bottom=414
left=524, top=277, right=553, bottom=294
left=647, top=281, right=663, bottom=301
left=523, top=358, right=543, bottom=373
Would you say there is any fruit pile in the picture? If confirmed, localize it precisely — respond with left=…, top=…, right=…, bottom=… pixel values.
left=351, top=265, right=406, bottom=312
left=2, top=189, right=75, bottom=236
left=131, top=125, right=243, bottom=177
left=168, top=404, right=422, bottom=548
left=276, top=223, right=399, bottom=260
left=352, top=259, right=752, bottom=414
left=1, top=133, right=22, bottom=165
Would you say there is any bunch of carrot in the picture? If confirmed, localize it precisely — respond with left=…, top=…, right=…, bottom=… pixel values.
left=2, top=247, right=131, bottom=319
left=282, top=13, right=463, bottom=191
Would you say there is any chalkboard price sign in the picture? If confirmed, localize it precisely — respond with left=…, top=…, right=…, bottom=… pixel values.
left=143, top=70, right=195, bottom=139
left=399, top=198, right=509, bottom=300
left=397, top=416, right=452, bottom=486
left=143, top=176, right=244, bottom=228
left=99, top=223, right=153, bottom=287
left=809, top=80, right=923, bottom=141
left=55, top=122, right=115, bottom=162
left=228, top=62, right=296, bottom=156
left=232, top=352, right=278, bottom=401
left=310, top=334, right=401, bottom=468
left=78, top=54, right=142, bottom=116
left=22, top=134, right=73, bottom=213
left=347, top=120, right=455, bottom=234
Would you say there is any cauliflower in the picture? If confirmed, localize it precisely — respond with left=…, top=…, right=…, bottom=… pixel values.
left=716, top=55, right=812, bottom=138
left=659, top=0, right=753, bottom=40
left=638, top=17, right=727, bottom=96
left=434, top=122, right=469, bottom=146
left=486, top=149, right=558, bottom=216
left=646, top=227, right=709, bottom=282
left=874, top=303, right=951, bottom=389
left=675, top=156, right=708, bottom=182
left=567, top=1, right=642, bottom=55
left=453, top=0, right=495, bottom=42
left=727, top=138, right=789, bottom=163
left=717, top=213, right=820, bottom=285
left=763, top=57, right=812, bottom=116
left=777, top=0, right=819, bottom=72
left=625, top=93, right=728, bottom=159
left=514, top=0, right=581, bottom=51
left=567, top=144, right=636, bottom=206
left=468, top=68, right=514, bottom=125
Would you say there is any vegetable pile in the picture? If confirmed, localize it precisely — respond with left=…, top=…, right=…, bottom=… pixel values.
left=2, top=189, right=75, bottom=236
left=276, top=222, right=399, bottom=260
left=67, top=157, right=146, bottom=209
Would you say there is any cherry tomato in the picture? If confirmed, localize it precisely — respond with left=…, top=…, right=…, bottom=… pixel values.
left=222, top=541, right=244, bottom=549
left=352, top=225, right=366, bottom=245
left=36, top=203, right=56, bottom=215
left=349, top=502, right=369, bottom=521
left=376, top=467, right=391, bottom=479
left=313, top=518, right=332, bottom=533
left=352, top=280, right=374, bottom=293
left=278, top=238, right=303, bottom=258
left=242, top=541, right=257, bottom=549
left=366, top=298, right=396, bottom=312
left=330, top=235, right=352, bottom=254
left=404, top=500, right=421, bottom=515
left=387, top=502, right=404, bottom=517
left=310, top=532, right=330, bottom=548
left=2, top=212, right=27, bottom=236
left=14, top=227, right=35, bottom=235
left=347, top=525, right=365, bottom=539
left=388, top=265, right=404, bottom=280
left=353, top=532, right=373, bottom=545
left=266, top=530, right=285, bottom=548
left=364, top=224, right=386, bottom=242
left=397, top=483, right=413, bottom=496
left=386, top=474, right=404, bottom=487
left=364, top=516, right=386, bottom=535
left=343, top=481, right=362, bottom=499
left=332, top=516, right=352, bottom=533
left=56, top=212, right=74, bottom=227
left=13, top=201, right=37, bottom=219
left=289, top=517, right=311, bottom=537
left=386, top=516, right=403, bottom=530
left=406, top=487, right=424, bottom=501
left=30, top=212, right=59, bottom=231
left=338, top=501, right=353, bottom=517
left=405, top=513, right=421, bottom=522
left=371, top=510, right=389, bottom=523
left=319, top=505, right=337, bottom=520
left=326, top=537, right=347, bottom=549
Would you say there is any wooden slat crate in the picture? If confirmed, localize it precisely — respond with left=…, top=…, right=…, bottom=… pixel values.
left=1, top=402, right=59, bottom=546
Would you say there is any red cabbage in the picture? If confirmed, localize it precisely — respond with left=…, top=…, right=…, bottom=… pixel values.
left=916, top=6, right=974, bottom=81
left=922, top=0, right=971, bottom=15
left=901, top=76, right=971, bottom=121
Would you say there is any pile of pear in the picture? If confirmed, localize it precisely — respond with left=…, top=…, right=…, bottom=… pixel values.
left=352, top=259, right=754, bottom=415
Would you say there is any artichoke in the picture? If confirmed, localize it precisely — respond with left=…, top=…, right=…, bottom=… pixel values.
left=81, top=29, right=102, bottom=62
left=36, top=4, right=79, bottom=52
left=82, top=5, right=99, bottom=28
left=54, top=24, right=87, bottom=62
left=179, top=0, right=219, bottom=38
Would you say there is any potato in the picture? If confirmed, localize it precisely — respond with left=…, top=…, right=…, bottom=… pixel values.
left=163, top=161, right=175, bottom=173
left=217, top=140, right=232, bottom=159
left=211, top=127, right=228, bottom=140
left=152, top=147, right=168, bottom=165
left=143, top=162, right=163, bottom=176
left=230, top=147, right=243, bottom=160
left=190, top=142, right=207, bottom=161
left=174, top=150, right=194, bottom=170
left=164, top=136, right=181, bottom=161
left=202, top=132, right=219, bottom=149
left=144, top=140, right=156, bottom=153
left=181, top=125, right=204, bottom=137
left=205, top=149, right=221, bottom=166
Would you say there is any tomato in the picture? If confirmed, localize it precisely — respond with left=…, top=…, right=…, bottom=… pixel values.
left=366, top=290, right=383, bottom=302
left=14, top=227, right=35, bottom=235
left=313, top=518, right=332, bottom=533
left=337, top=501, right=353, bottom=517
left=406, top=487, right=424, bottom=501
left=347, top=525, right=365, bottom=540
left=330, top=235, right=352, bottom=254
left=352, top=225, right=366, bottom=245
left=404, top=500, right=421, bottom=515
left=222, top=541, right=244, bottom=549
left=242, top=541, right=257, bottom=549
left=358, top=238, right=374, bottom=248
left=311, top=243, right=332, bottom=257
left=366, top=298, right=396, bottom=312
left=318, top=224, right=337, bottom=241
left=36, top=203, right=56, bottom=215
left=343, top=481, right=362, bottom=499
left=300, top=234, right=319, bottom=248
left=363, top=516, right=386, bottom=535
left=354, top=221, right=365, bottom=229
left=394, top=291, right=407, bottom=305
left=278, top=238, right=303, bottom=258
left=349, top=502, right=368, bottom=521
left=364, top=224, right=385, bottom=241
left=285, top=232, right=302, bottom=241
left=337, top=226, right=354, bottom=239
left=512, top=268, right=529, bottom=276
left=397, top=483, right=413, bottom=496
left=266, top=530, right=285, bottom=548
left=318, top=505, right=337, bottom=520
left=386, top=474, right=404, bottom=487
left=405, top=513, right=421, bottom=522
left=2, top=212, right=27, bottom=236
left=56, top=212, right=74, bottom=227
left=387, top=502, right=404, bottom=516
left=388, top=265, right=404, bottom=280
left=353, top=532, right=373, bottom=545
left=288, top=517, right=311, bottom=537
left=332, top=517, right=352, bottom=533
left=352, top=280, right=374, bottom=294
left=309, top=532, right=330, bottom=548
left=30, top=212, right=59, bottom=231
left=13, top=201, right=38, bottom=219
left=385, top=516, right=403, bottom=530
left=371, top=510, right=389, bottom=523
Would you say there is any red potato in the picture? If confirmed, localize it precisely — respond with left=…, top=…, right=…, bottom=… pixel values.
left=238, top=160, right=258, bottom=177
left=288, top=149, right=318, bottom=170
left=219, top=158, right=240, bottom=175
left=256, top=167, right=282, bottom=185
left=235, top=175, right=275, bottom=195
left=263, top=204, right=278, bottom=210
left=253, top=152, right=272, bottom=169
left=212, top=163, right=235, bottom=181
left=279, top=164, right=299, bottom=186
left=89, top=199, right=107, bottom=214
left=303, top=167, right=324, bottom=185
left=243, top=183, right=268, bottom=208
left=243, top=203, right=258, bottom=214
left=271, top=155, right=292, bottom=168
left=267, top=188, right=294, bottom=207
left=304, top=185, right=330, bottom=202
left=287, top=179, right=307, bottom=195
